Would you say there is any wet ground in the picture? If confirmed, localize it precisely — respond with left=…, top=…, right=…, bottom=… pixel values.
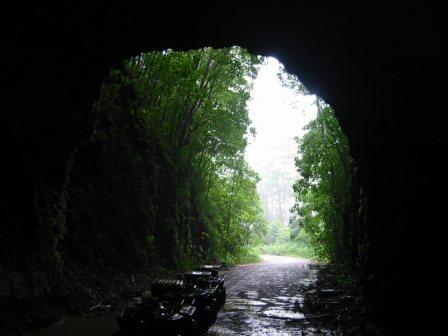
left=207, top=255, right=335, bottom=335
left=32, top=255, right=343, bottom=335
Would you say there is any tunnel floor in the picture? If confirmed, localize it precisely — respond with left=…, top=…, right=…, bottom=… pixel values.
left=32, top=256, right=343, bottom=336
left=208, top=255, right=336, bottom=335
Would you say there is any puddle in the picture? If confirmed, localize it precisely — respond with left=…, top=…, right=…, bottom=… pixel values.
left=261, top=309, right=305, bottom=320
left=32, top=257, right=342, bottom=336
left=245, top=290, right=259, bottom=299
left=274, top=296, right=303, bottom=303
left=260, top=297, right=286, bottom=306
left=299, top=327, right=335, bottom=335
left=224, top=298, right=268, bottom=311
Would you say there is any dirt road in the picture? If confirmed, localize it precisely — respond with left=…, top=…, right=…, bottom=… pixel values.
left=207, top=255, right=335, bottom=336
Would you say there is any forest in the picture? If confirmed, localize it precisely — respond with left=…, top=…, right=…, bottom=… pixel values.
left=290, top=101, right=361, bottom=263
left=75, top=46, right=362, bottom=270
left=66, top=47, right=269, bottom=270
left=66, top=47, right=364, bottom=333
left=257, top=107, right=361, bottom=264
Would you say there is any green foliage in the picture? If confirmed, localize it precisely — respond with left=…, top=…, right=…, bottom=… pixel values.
left=265, top=220, right=291, bottom=244
left=291, top=100, right=357, bottom=262
left=258, top=241, right=315, bottom=260
left=208, top=160, right=267, bottom=261
left=225, top=246, right=262, bottom=265
left=260, top=219, right=315, bottom=260
left=65, top=47, right=266, bottom=270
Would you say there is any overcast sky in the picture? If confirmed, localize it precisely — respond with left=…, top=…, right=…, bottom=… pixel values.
left=245, top=57, right=317, bottom=223
left=245, top=57, right=317, bottom=172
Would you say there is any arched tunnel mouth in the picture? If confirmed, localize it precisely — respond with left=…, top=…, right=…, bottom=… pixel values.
left=1, top=4, right=443, bottom=334
left=72, top=47, right=359, bottom=266
left=20, top=47, right=363, bottom=335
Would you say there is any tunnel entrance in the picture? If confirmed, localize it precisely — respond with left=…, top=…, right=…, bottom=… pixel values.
left=60, top=47, right=361, bottom=335
left=30, top=44, right=361, bottom=335
left=66, top=47, right=360, bottom=271
left=3, top=4, right=443, bottom=334
left=1, top=43, right=365, bottom=336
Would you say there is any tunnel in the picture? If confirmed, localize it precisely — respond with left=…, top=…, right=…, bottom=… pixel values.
left=1, top=3, right=444, bottom=334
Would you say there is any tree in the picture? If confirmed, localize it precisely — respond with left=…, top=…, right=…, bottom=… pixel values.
left=291, top=99, right=357, bottom=262
left=70, top=47, right=267, bottom=268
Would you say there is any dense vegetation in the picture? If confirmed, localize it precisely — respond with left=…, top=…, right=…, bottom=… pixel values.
left=291, top=100, right=361, bottom=263
left=249, top=71, right=358, bottom=263
left=258, top=219, right=315, bottom=259
left=65, top=47, right=267, bottom=272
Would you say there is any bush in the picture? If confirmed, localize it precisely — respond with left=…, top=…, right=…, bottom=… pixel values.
left=225, top=246, right=262, bottom=265
left=258, top=241, right=316, bottom=260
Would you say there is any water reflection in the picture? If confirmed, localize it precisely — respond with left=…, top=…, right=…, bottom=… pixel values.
left=32, top=257, right=339, bottom=336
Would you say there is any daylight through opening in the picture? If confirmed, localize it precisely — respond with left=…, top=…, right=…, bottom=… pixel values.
left=88, top=47, right=358, bottom=267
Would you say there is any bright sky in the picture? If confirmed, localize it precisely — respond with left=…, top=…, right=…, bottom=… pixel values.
left=245, top=57, right=317, bottom=174
left=245, top=57, right=317, bottom=223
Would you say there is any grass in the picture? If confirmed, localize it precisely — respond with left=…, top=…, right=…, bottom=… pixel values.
left=224, top=246, right=263, bottom=265
left=257, top=241, right=316, bottom=260
left=224, top=241, right=316, bottom=266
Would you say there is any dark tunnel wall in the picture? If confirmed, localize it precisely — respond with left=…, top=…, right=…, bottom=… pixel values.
left=1, top=3, right=444, bottom=333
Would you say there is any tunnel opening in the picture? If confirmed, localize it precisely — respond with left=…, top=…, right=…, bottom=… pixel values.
left=34, top=47, right=362, bottom=334
left=1, top=45, right=365, bottom=336
left=12, top=47, right=362, bottom=335
left=2, top=4, right=443, bottom=334
left=63, top=47, right=361, bottom=272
